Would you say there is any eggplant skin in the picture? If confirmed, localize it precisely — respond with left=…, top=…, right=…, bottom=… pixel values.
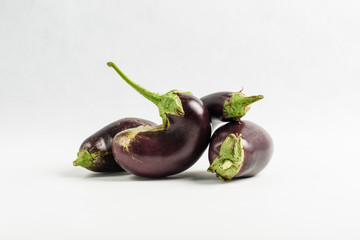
left=77, top=118, right=156, bottom=172
left=209, top=120, right=274, bottom=178
left=112, top=94, right=212, bottom=178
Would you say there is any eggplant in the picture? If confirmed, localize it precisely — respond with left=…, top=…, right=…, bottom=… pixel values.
left=201, top=91, right=263, bottom=123
left=107, top=62, right=211, bottom=178
left=208, top=120, right=273, bottom=181
left=73, top=118, right=156, bottom=172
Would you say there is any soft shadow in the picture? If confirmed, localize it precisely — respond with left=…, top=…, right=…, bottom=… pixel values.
left=83, top=171, right=135, bottom=182
left=85, top=171, right=129, bottom=178
left=60, top=168, right=130, bottom=180
left=127, top=170, right=257, bottom=184
left=85, top=170, right=221, bottom=183
left=127, top=175, right=184, bottom=182
left=176, top=170, right=224, bottom=184
left=84, top=171, right=185, bottom=182
left=62, top=168, right=257, bottom=184
left=176, top=170, right=256, bottom=185
left=119, top=170, right=222, bottom=183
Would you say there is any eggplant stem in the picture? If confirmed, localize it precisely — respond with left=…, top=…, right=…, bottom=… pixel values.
left=107, top=62, right=161, bottom=105
left=107, top=62, right=185, bottom=127
left=207, top=133, right=244, bottom=181
left=223, top=92, right=264, bottom=119
left=73, top=149, right=93, bottom=169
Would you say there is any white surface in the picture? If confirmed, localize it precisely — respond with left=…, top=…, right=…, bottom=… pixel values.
left=1, top=1, right=360, bottom=239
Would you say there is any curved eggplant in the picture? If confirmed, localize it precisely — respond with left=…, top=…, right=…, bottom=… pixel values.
left=208, top=120, right=273, bottom=181
left=73, top=118, right=156, bottom=172
left=107, top=62, right=211, bottom=178
left=201, top=91, right=263, bottom=123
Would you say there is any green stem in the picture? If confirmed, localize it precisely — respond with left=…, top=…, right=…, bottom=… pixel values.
left=240, top=95, right=264, bottom=106
left=107, top=62, right=161, bottom=105
left=107, top=62, right=186, bottom=127
left=224, top=92, right=264, bottom=119
left=207, top=133, right=244, bottom=181
left=73, top=149, right=93, bottom=169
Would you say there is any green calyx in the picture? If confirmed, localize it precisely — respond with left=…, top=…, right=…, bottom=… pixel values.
left=223, top=91, right=264, bottom=120
left=73, top=149, right=93, bottom=169
left=207, top=133, right=244, bottom=181
left=107, top=62, right=189, bottom=128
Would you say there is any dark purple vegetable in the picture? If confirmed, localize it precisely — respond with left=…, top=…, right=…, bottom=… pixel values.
left=208, top=120, right=273, bottom=181
left=107, top=62, right=211, bottom=178
left=73, top=118, right=155, bottom=172
left=201, top=91, right=263, bottom=123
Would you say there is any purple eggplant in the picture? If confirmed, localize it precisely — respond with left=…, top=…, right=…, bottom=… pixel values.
left=201, top=91, right=263, bottom=123
left=107, top=62, right=211, bottom=178
left=73, top=118, right=155, bottom=172
left=208, top=120, right=273, bottom=181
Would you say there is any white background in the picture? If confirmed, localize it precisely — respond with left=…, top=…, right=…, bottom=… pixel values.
left=1, top=1, right=359, bottom=239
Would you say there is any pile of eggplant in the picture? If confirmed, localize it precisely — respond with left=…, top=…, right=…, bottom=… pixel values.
left=73, top=62, right=273, bottom=181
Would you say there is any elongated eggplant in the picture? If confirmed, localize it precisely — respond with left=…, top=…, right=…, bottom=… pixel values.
left=107, top=62, right=211, bottom=178
left=73, top=118, right=155, bottom=172
left=208, top=120, right=273, bottom=181
left=201, top=91, right=263, bottom=123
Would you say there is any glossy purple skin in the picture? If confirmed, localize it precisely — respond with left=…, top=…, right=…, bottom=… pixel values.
left=201, top=91, right=233, bottom=122
left=112, top=93, right=212, bottom=178
left=209, top=120, right=274, bottom=178
left=80, top=118, right=156, bottom=172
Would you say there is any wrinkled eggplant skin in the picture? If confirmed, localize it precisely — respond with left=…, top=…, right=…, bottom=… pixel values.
left=80, top=118, right=156, bottom=172
left=112, top=94, right=212, bottom=178
left=209, top=120, right=273, bottom=178
left=201, top=92, right=233, bottom=122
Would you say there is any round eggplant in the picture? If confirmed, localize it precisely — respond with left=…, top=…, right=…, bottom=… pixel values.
left=201, top=91, right=263, bottom=123
left=107, top=62, right=211, bottom=178
left=208, top=120, right=273, bottom=181
left=73, top=118, right=156, bottom=172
